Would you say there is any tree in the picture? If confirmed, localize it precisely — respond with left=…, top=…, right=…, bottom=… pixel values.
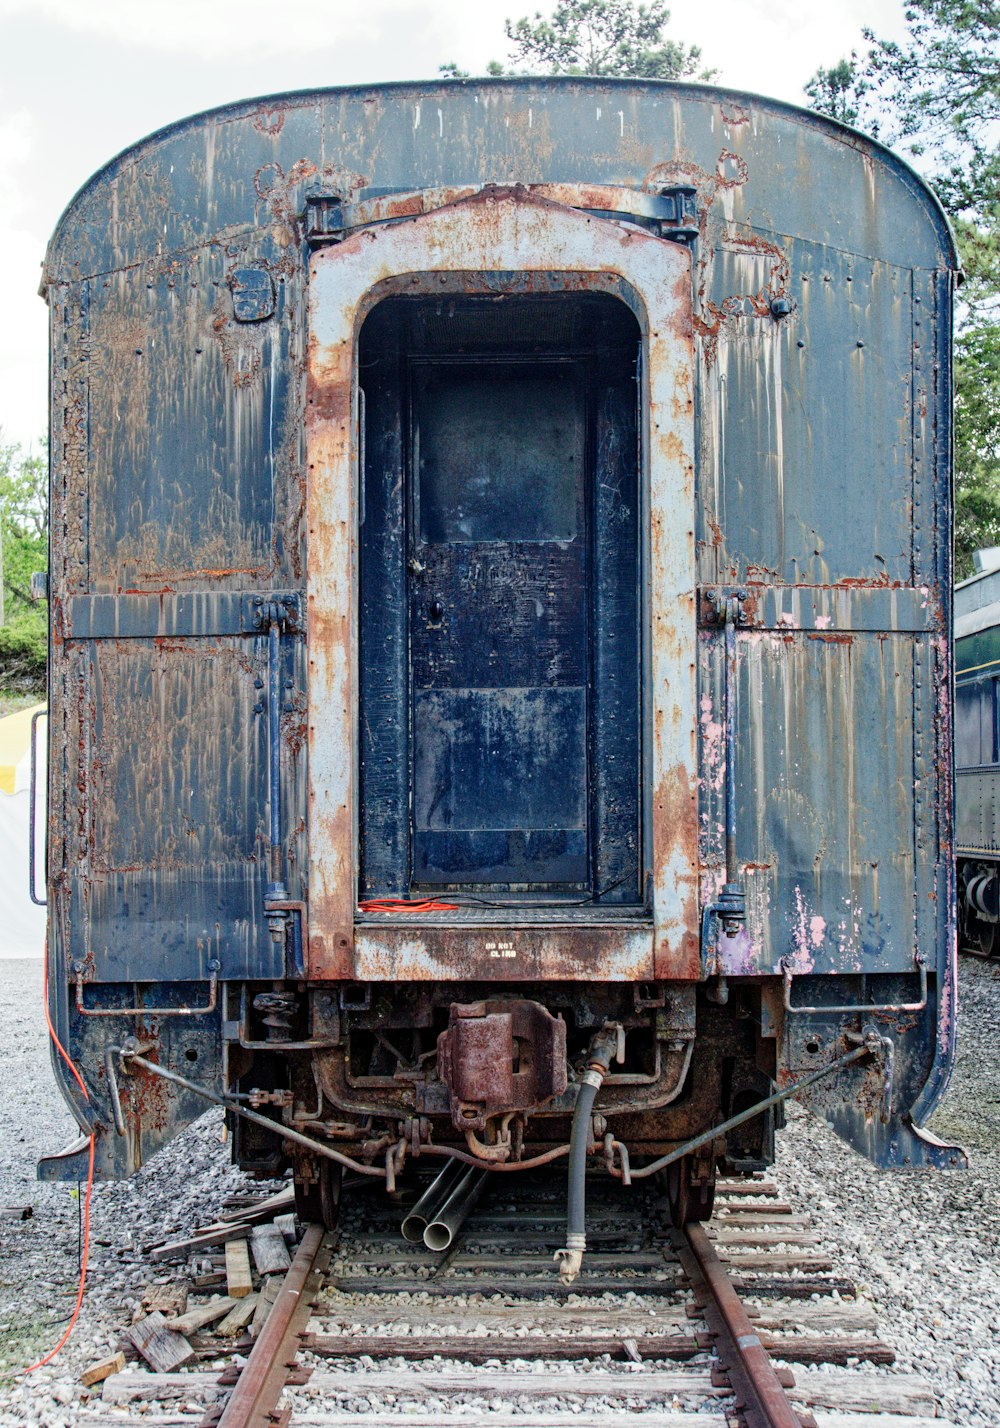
left=444, top=1, right=714, bottom=82
left=0, top=437, right=48, bottom=691
left=803, top=57, right=875, bottom=132
left=804, top=3, right=1000, bottom=577
left=505, top=0, right=710, bottom=79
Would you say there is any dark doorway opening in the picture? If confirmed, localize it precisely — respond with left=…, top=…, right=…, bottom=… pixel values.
left=358, top=291, right=642, bottom=904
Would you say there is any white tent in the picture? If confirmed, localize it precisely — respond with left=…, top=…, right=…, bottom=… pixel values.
left=0, top=703, right=47, bottom=958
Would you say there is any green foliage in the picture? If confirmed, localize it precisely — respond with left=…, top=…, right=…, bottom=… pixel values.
left=955, top=321, right=1000, bottom=575
left=862, top=0, right=999, bottom=230
left=504, top=0, right=712, bottom=79
left=803, top=57, right=874, bottom=131
left=0, top=615, right=47, bottom=688
left=476, top=0, right=714, bottom=81
left=0, top=438, right=47, bottom=692
left=803, top=3, right=1000, bottom=576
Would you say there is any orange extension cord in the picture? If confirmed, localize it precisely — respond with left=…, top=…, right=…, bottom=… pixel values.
left=24, top=942, right=95, bottom=1374
left=358, top=898, right=458, bottom=912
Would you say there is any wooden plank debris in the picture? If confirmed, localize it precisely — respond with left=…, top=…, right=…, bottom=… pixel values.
left=80, top=1351, right=126, bottom=1387
left=251, top=1275, right=283, bottom=1339
left=225, top=1237, right=253, bottom=1298
left=274, top=1212, right=297, bottom=1244
left=216, top=1293, right=260, bottom=1337
left=218, top=1185, right=295, bottom=1224
left=150, top=1224, right=249, bottom=1262
left=167, top=1297, right=237, bottom=1336
left=140, top=1282, right=189, bottom=1318
left=250, top=1223, right=291, bottom=1275
left=123, top=1311, right=196, bottom=1373
left=103, top=1370, right=224, bottom=1405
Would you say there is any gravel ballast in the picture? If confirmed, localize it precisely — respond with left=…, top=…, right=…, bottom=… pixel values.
left=775, top=956, right=1000, bottom=1428
left=0, top=954, right=998, bottom=1424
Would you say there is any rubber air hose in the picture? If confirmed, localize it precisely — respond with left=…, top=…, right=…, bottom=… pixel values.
left=555, top=1025, right=622, bottom=1285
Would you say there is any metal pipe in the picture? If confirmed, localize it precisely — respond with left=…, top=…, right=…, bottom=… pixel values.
left=113, top=1050, right=384, bottom=1178
left=627, top=1042, right=872, bottom=1179
left=782, top=954, right=928, bottom=1015
left=267, top=614, right=287, bottom=900
left=724, top=611, right=738, bottom=883
left=414, top=1142, right=579, bottom=1173
left=555, top=1074, right=600, bottom=1283
left=401, top=1159, right=465, bottom=1243
left=75, top=963, right=220, bottom=1018
left=103, top=1046, right=127, bottom=1136
left=424, top=1165, right=490, bottom=1251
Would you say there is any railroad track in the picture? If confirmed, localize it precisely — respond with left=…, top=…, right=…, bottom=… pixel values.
left=90, top=1175, right=951, bottom=1428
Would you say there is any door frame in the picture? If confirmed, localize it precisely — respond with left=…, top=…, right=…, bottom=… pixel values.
left=306, top=186, right=697, bottom=980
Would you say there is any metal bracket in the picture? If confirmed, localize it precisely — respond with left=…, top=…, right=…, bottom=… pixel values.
left=305, top=182, right=700, bottom=249
left=305, top=193, right=345, bottom=246
left=251, top=593, right=300, bottom=632
left=701, top=887, right=750, bottom=979
left=704, top=586, right=749, bottom=627
left=861, top=1023, right=896, bottom=1123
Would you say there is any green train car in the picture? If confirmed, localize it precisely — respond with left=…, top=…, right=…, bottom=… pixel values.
left=956, top=551, right=1000, bottom=954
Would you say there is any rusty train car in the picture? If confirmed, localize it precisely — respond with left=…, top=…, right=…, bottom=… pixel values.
left=37, top=78, right=964, bottom=1249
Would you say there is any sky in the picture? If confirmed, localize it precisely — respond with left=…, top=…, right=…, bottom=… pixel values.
left=0, top=0, right=911, bottom=454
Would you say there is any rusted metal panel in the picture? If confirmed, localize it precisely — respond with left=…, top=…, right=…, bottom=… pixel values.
left=60, top=634, right=302, bottom=982
left=83, top=255, right=299, bottom=594
left=306, top=187, right=697, bottom=980
left=352, top=922, right=655, bottom=982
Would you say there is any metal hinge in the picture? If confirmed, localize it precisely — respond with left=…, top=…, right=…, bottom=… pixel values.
left=247, top=593, right=301, bottom=633
left=656, top=184, right=699, bottom=246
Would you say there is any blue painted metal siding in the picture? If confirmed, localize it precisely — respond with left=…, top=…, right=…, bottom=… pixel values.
left=41, top=82, right=956, bottom=1157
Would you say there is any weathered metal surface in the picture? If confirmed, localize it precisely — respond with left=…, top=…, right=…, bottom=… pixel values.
left=306, top=187, right=697, bottom=979
left=39, top=78, right=958, bottom=1179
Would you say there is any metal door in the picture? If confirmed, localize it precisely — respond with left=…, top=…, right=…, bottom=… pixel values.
left=408, top=360, right=588, bottom=888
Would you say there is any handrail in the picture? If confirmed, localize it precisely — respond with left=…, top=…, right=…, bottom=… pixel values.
left=781, top=953, right=928, bottom=1015
left=28, top=708, right=47, bottom=906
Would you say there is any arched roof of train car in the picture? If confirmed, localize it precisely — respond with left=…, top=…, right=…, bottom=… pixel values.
left=43, top=76, right=959, bottom=287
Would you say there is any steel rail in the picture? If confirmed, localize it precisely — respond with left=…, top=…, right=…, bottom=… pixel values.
left=675, top=1221, right=812, bottom=1428
left=215, top=1222, right=329, bottom=1428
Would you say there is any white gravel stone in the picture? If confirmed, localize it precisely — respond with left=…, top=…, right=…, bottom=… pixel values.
left=774, top=955, right=1000, bottom=1428
left=2, top=954, right=999, bottom=1423
left=0, top=958, right=280, bottom=1426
